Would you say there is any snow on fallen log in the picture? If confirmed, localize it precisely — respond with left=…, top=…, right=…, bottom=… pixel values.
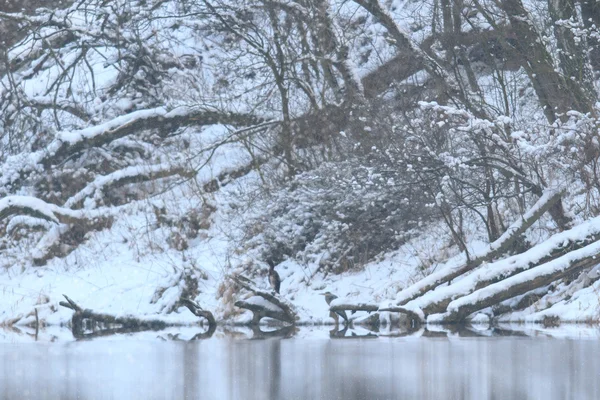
left=0, top=195, right=113, bottom=224
left=64, top=162, right=194, bottom=209
left=0, top=196, right=69, bottom=224
left=59, top=295, right=216, bottom=338
left=232, top=274, right=298, bottom=325
left=437, top=240, right=600, bottom=322
left=0, top=106, right=268, bottom=189
left=234, top=297, right=294, bottom=325
left=30, top=223, right=69, bottom=265
left=395, top=189, right=564, bottom=305
left=405, top=215, right=600, bottom=315
left=6, top=215, right=53, bottom=234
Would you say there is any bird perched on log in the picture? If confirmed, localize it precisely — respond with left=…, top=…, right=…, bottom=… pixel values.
left=321, top=291, right=348, bottom=325
left=267, top=259, right=281, bottom=294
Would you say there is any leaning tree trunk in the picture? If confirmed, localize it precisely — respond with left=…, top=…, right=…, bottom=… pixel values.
left=407, top=219, right=600, bottom=316
left=395, top=189, right=564, bottom=305
left=580, top=0, right=600, bottom=71
left=440, top=240, right=600, bottom=321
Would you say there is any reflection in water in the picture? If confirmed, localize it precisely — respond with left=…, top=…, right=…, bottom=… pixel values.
left=1, top=333, right=600, bottom=399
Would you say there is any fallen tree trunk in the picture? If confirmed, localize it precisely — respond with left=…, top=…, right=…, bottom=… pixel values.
left=395, top=189, right=563, bottom=305
left=407, top=215, right=600, bottom=315
left=439, top=240, right=600, bottom=322
left=231, top=274, right=298, bottom=325
left=234, top=299, right=296, bottom=325
left=59, top=295, right=215, bottom=338
left=328, top=303, right=422, bottom=328
left=202, top=157, right=267, bottom=193
left=65, top=163, right=195, bottom=209
left=1, top=106, right=269, bottom=190
left=0, top=195, right=116, bottom=225
left=491, top=287, right=550, bottom=317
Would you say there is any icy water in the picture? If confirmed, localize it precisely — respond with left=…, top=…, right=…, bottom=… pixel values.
left=1, top=326, right=600, bottom=400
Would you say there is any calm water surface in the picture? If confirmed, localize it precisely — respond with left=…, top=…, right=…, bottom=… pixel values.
left=1, top=326, right=600, bottom=400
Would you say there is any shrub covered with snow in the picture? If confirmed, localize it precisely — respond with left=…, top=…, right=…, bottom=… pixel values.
left=238, top=157, right=434, bottom=272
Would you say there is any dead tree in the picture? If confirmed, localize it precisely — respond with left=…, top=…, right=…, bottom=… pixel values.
left=231, top=274, right=298, bottom=325
left=334, top=192, right=598, bottom=323
left=497, top=0, right=596, bottom=121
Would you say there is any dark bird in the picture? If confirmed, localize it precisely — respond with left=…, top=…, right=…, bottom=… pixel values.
left=267, top=259, right=281, bottom=294
left=321, top=291, right=348, bottom=325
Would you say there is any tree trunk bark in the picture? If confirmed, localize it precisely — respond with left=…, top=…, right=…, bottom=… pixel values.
left=499, top=0, right=595, bottom=121
left=548, top=0, right=596, bottom=106
left=580, top=0, right=600, bottom=71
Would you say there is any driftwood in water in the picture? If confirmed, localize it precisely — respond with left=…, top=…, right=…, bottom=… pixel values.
left=59, top=295, right=216, bottom=338
left=232, top=274, right=298, bottom=325
left=180, top=298, right=217, bottom=326
left=329, top=303, right=422, bottom=329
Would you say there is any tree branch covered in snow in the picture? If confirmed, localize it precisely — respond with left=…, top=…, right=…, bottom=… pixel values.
left=0, top=196, right=106, bottom=225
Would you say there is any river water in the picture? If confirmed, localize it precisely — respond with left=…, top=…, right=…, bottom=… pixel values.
left=1, top=325, right=599, bottom=399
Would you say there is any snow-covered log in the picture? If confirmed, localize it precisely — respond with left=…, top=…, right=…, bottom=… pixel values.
left=406, top=215, right=600, bottom=315
left=0, top=196, right=122, bottom=265
left=65, top=163, right=194, bottom=209
left=232, top=274, right=298, bottom=325
left=60, top=295, right=215, bottom=338
left=491, top=287, right=550, bottom=316
left=2, top=106, right=268, bottom=188
left=0, top=196, right=90, bottom=224
left=0, top=195, right=122, bottom=225
left=438, top=240, right=600, bottom=322
left=6, top=216, right=53, bottom=234
left=44, top=107, right=267, bottom=168
left=202, top=157, right=267, bottom=193
left=328, top=303, right=422, bottom=327
left=395, top=189, right=564, bottom=305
